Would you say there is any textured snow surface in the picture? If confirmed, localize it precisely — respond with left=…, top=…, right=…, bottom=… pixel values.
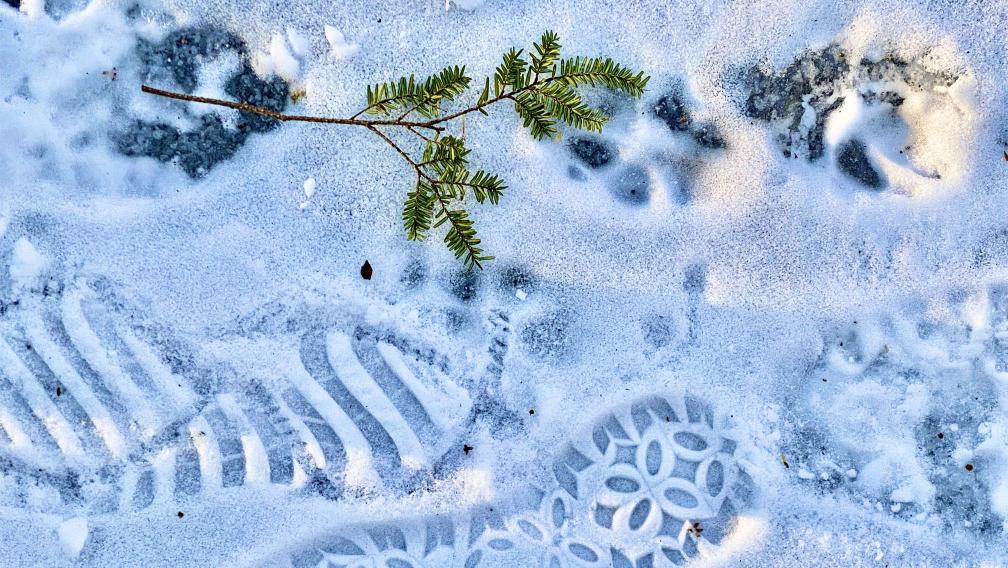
left=1, top=0, right=1008, bottom=566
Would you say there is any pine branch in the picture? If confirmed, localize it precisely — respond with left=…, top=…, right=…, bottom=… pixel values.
left=364, top=66, right=471, bottom=118
left=555, top=56, right=650, bottom=97
left=534, top=81, right=607, bottom=132
left=494, top=48, right=528, bottom=96
left=140, top=31, right=651, bottom=271
left=465, top=170, right=505, bottom=204
left=434, top=201, right=492, bottom=271
left=530, top=30, right=561, bottom=75
left=512, top=91, right=558, bottom=140
left=403, top=179, right=437, bottom=241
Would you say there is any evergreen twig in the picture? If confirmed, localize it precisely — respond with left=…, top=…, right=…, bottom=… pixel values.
left=141, top=31, right=649, bottom=271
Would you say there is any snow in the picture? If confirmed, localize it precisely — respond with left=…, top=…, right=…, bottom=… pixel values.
left=302, top=176, right=316, bottom=198
left=448, top=0, right=486, bottom=11
left=0, top=0, right=1007, bottom=566
left=57, top=516, right=89, bottom=559
left=285, top=27, right=310, bottom=59
left=255, top=33, right=302, bottom=84
left=300, top=176, right=317, bottom=209
left=323, top=25, right=359, bottom=59
left=9, top=237, right=48, bottom=291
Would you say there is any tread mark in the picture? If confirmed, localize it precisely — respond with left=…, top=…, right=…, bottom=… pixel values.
left=202, top=406, right=247, bottom=488
left=276, top=388, right=331, bottom=471
left=62, top=289, right=161, bottom=435
left=236, top=386, right=296, bottom=484
left=353, top=336, right=440, bottom=442
left=21, top=314, right=127, bottom=458
left=187, top=415, right=222, bottom=492
left=0, top=336, right=86, bottom=462
left=327, top=332, right=428, bottom=470
left=291, top=338, right=382, bottom=487
left=216, top=393, right=271, bottom=485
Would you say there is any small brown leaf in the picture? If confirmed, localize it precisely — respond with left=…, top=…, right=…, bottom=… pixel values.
left=360, top=260, right=373, bottom=280
left=1003, top=150, right=1007, bottom=161
left=966, top=463, right=974, bottom=472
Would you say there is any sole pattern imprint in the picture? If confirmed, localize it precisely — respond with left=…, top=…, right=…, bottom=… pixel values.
left=0, top=275, right=473, bottom=517
left=281, top=392, right=755, bottom=567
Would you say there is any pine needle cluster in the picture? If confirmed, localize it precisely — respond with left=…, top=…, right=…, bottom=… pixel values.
left=142, top=31, right=650, bottom=271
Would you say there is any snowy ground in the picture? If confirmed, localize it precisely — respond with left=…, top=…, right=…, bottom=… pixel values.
left=1, top=0, right=1007, bottom=566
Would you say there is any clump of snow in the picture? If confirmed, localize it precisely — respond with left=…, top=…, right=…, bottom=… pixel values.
left=447, top=0, right=486, bottom=10
left=190, top=51, right=243, bottom=113
left=324, top=25, right=359, bottom=59
left=302, top=176, right=316, bottom=198
left=299, top=176, right=317, bottom=209
left=57, top=517, right=88, bottom=559
left=254, top=32, right=303, bottom=83
left=9, top=237, right=49, bottom=292
left=18, top=0, right=43, bottom=18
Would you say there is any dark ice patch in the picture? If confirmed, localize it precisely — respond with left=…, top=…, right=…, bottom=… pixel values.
left=568, top=137, right=615, bottom=169
left=741, top=45, right=849, bottom=160
left=643, top=315, right=674, bottom=348
left=655, top=92, right=726, bottom=150
left=691, top=123, right=726, bottom=149
left=137, top=27, right=246, bottom=93
left=117, top=26, right=290, bottom=177
left=400, top=259, right=427, bottom=289
left=741, top=44, right=959, bottom=162
left=836, top=139, right=885, bottom=189
left=654, top=94, right=691, bottom=131
left=497, top=265, right=537, bottom=293
left=860, top=90, right=905, bottom=107
left=683, top=263, right=707, bottom=295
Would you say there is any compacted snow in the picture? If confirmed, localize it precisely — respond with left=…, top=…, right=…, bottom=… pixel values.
left=1, top=0, right=1007, bottom=566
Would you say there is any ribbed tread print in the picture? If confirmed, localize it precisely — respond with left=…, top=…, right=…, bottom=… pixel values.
left=0, top=266, right=474, bottom=516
